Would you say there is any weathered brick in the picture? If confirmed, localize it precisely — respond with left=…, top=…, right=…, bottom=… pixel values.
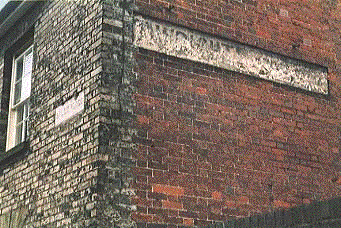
left=162, top=200, right=183, bottom=210
left=152, top=184, right=185, bottom=197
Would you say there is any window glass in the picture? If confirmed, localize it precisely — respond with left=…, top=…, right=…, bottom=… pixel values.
left=14, top=81, right=22, bottom=105
left=15, top=123, right=23, bottom=145
left=22, top=51, right=32, bottom=101
left=16, top=57, right=23, bottom=81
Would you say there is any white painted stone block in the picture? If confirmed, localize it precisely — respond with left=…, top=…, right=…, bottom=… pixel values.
left=55, top=92, right=84, bottom=126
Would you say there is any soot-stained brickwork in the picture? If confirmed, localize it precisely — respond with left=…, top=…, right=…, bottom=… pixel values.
left=0, top=0, right=138, bottom=227
left=1, top=0, right=341, bottom=228
left=204, top=197, right=341, bottom=227
left=96, top=0, right=137, bottom=227
left=0, top=0, right=110, bottom=227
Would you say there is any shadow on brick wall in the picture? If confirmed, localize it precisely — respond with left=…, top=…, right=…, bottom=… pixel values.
left=203, top=197, right=341, bottom=228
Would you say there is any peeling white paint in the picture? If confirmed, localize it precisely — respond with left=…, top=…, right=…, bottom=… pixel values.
left=134, top=17, right=328, bottom=95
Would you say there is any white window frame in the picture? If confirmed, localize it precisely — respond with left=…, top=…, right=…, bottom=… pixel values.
left=6, top=46, right=33, bottom=151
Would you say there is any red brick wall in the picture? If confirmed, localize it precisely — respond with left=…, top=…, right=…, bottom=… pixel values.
left=132, top=0, right=341, bottom=227
left=136, top=0, right=339, bottom=67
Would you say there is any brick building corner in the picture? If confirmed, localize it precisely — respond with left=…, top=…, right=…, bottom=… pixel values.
left=1, top=0, right=341, bottom=227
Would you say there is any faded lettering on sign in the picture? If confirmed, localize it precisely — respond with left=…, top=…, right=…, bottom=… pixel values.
left=134, top=17, right=328, bottom=94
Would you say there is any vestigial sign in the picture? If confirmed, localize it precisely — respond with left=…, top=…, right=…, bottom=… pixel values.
left=134, top=17, right=328, bottom=95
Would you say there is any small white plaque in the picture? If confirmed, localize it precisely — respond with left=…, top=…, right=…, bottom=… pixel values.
left=55, top=92, right=84, bottom=126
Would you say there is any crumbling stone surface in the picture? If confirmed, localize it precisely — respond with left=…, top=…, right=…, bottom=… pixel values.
left=134, top=17, right=328, bottom=95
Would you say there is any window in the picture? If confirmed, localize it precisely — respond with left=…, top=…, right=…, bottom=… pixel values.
left=6, top=46, right=33, bottom=150
left=0, top=206, right=29, bottom=228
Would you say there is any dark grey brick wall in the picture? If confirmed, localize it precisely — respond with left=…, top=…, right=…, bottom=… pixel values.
left=0, top=0, right=113, bottom=227
left=29, top=0, right=103, bottom=227
left=0, top=0, right=138, bottom=227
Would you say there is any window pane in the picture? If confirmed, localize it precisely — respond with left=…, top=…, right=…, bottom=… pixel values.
left=16, top=105, right=24, bottom=123
left=23, top=119, right=28, bottom=140
left=15, top=123, right=23, bottom=144
left=23, top=51, right=33, bottom=78
left=16, top=57, right=23, bottom=81
left=21, top=51, right=33, bottom=101
left=14, top=81, right=22, bottom=105
left=24, top=103, right=29, bottom=140
left=24, top=103, right=29, bottom=119
left=21, top=74, right=31, bottom=101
